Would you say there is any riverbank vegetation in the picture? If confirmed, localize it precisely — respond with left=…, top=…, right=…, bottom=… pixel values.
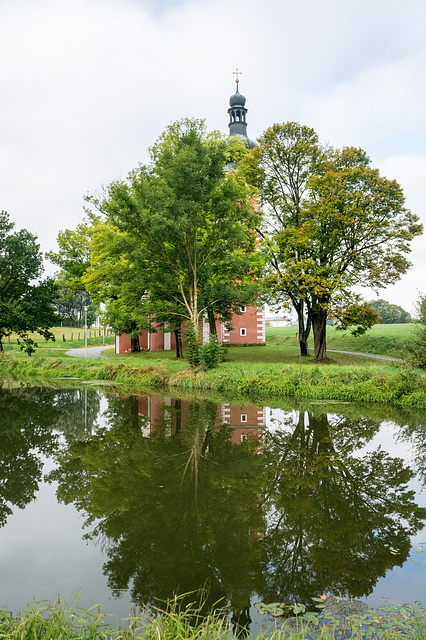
left=1, top=324, right=426, bottom=408
left=1, top=596, right=425, bottom=639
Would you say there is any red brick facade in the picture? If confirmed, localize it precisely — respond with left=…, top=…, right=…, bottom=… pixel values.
left=116, top=304, right=265, bottom=353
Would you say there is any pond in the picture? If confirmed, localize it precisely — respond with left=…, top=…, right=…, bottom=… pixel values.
left=0, top=383, right=426, bottom=637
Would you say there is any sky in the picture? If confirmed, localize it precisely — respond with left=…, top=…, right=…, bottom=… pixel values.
left=1, top=0, right=425, bottom=313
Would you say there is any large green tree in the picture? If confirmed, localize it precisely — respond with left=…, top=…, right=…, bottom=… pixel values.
left=241, top=122, right=324, bottom=356
left=86, top=119, right=262, bottom=353
left=243, top=125, right=422, bottom=360
left=0, top=211, right=57, bottom=354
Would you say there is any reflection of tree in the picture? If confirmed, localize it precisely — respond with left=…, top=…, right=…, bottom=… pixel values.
left=261, top=410, right=426, bottom=604
left=395, top=419, right=426, bottom=488
left=48, top=395, right=426, bottom=623
left=48, top=396, right=266, bottom=617
left=0, top=386, right=60, bottom=526
left=52, top=388, right=101, bottom=440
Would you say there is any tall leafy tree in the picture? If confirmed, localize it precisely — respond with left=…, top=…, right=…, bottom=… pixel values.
left=243, top=125, right=422, bottom=360
left=0, top=211, right=57, bottom=354
left=82, top=221, right=151, bottom=352
left=87, top=119, right=262, bottom=353
left=240, top=122, right=324, bottom=356
left=303, top=147, right=421, bottom=359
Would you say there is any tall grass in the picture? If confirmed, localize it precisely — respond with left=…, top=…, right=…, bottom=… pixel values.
left=1, top=596, right=425, bottom=639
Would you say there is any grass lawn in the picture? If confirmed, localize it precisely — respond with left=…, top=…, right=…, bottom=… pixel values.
left=266, top=323, right=411, bottom=357
left=2, top=322, right=412, bottom=370
left=106, top=323, right=413, bottom=368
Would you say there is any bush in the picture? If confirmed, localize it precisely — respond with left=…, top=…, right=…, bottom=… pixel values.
left=406, top=294, right=426, bottom=369
left=200, top=334, right=223, bottom=370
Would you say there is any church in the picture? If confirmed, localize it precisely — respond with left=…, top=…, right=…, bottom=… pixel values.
left=116, top=77, right=265, bottom=354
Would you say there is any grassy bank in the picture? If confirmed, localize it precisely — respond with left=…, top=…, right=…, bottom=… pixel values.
left=1, top=322, right=425, bottom=408
left=1, top=349, right=426, bottom=409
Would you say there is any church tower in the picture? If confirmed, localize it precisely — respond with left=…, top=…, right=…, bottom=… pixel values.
left=228, top=69, right=257, bottom=149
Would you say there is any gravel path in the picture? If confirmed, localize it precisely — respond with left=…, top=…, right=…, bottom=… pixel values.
left=328, top=349, right=402, bottom=362
left=65, top=345, right=112, bottom=359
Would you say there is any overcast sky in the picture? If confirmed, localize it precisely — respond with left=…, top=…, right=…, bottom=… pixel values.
left=1, top=0, right=425, bottom=312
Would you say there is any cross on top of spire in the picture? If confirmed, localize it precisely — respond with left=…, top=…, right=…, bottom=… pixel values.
left=233, top=67, right=242, bottom=86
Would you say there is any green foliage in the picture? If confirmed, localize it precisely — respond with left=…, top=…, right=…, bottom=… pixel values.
left=184, top=323, right=201, bottom=368
left=406, top=294, right=426, bottom=368
left=53, top=286, right=97, bottom=327
left=84, top=118, right=262, bottom=349
left=46, top=221, right=93, bottom=292
left=243, top=123, right=423, bottom=361
left=0, top=211, right=58, bottom=354
left=255, top=597, right=426, bottom=639
left=333, top=301, right=381, bottom=336
left=369, top=298, right=412, bottom=324
left=200, top=334, right=223, bottom=370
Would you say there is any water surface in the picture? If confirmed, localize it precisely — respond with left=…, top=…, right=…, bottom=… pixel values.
left=1, top=384, right=425, bottom=635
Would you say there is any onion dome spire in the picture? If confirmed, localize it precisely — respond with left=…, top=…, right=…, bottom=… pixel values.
left=228, top=68, right=256, bottom=149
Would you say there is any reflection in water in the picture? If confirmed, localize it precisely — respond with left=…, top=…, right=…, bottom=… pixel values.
left=262, top=411, right=426, bottom=603
left=45, top=392, right=426, bottom=634
left=1, top=385, right=426, bottom=635
left=0, top=385, right=60, bottom=526
left=0, top=385, right=100, bottom=526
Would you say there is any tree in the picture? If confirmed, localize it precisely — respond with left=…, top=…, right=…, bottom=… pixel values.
left=369, top=298, right=411, bottom=324
left=82, top=220, right=152, bottom=352
left=48, top=395, right=265, bottom=621
left=261, top=409, right=426, bottom=602
left=0, top=211, right=57, bottom=354
left=240, top=122, right=323, bottom=356
left=86, top=119, right=262, bottom=360
left=243, top=126, right=423, bottom=360
left=47, top=221, right=97, bottom=328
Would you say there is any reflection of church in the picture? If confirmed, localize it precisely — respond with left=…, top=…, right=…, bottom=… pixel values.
left=138, top=395, right=265, bottom=444
left=116, top=76, right=265, bottom=354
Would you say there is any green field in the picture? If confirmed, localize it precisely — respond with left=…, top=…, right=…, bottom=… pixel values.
left=266, top=322, right=411, bottom=358
left=2, top=326, right=115, bottom=351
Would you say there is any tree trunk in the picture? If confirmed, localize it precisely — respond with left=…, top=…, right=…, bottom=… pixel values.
left=130, top=395, right=139, bottom=430
left=207, top=308, right=217, bottom=337
left=294, top=299, right=311, bottom=356
left=174, top=327, right=182, bottom=358
left=0, top=339, right=3, bottom=353
left=298, top=316, right=309, bottom=356
left=174, top=398, right=182, bottom=434
left=129, top=321, right=141, bottom=353
left=130, top=336, right=141, bottom=352
left=312, top=303, right=328, bottom=360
